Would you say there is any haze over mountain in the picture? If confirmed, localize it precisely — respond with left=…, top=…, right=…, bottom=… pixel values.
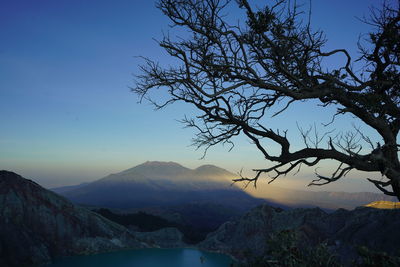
left=54, top=161, right=397, bottom=212
left=245, top=184, right=397, bottom=210
left=54, top=161, right=264, bottom=211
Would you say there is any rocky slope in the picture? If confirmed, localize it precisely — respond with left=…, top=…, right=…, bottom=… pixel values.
left=0, top=170, right=149, bottom=266
left=200, top=203, right=400, bottom=264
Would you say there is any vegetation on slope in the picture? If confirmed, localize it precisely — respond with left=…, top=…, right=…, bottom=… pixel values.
left=93, top=208, right=218, bottom=244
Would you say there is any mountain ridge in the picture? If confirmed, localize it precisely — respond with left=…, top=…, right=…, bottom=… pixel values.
left=0, top=170, right=147, bottom=267
left=200, top=203, right=400, bottom=264
left=53, top=161, right=397, bottom=211
left=54, top=161, right=263, bottom=211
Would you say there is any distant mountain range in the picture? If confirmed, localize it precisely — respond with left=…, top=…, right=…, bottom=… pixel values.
left=53, top=161, right=397, bottom=211
left=53, top=161, right=266, bottom=211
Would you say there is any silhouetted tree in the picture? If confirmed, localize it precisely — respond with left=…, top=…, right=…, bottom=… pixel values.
left=134, top=0, right=400, bottom=199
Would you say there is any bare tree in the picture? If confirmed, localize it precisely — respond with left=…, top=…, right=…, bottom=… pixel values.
left=134, top=0, right=400, bottom=200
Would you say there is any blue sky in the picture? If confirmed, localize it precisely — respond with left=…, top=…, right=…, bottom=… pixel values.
left=0, top=0, right=387, bottom=191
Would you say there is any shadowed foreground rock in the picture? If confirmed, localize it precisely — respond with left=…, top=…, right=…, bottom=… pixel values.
left=200, top=204, right=400, bottom=264
left=0, top=170, right=148, bottom=267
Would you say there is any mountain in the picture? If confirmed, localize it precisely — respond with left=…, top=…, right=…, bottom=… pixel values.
left=55, top=161, right=265, bottom=211
left=54, top=161, right=397, bottom=212
left=0, top=170, right=147, bottom=267
left=200, top=203, right=400, bottom=265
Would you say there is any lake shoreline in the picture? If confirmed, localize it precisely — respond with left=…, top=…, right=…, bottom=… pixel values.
left=45, top=247, right=238, bottom=267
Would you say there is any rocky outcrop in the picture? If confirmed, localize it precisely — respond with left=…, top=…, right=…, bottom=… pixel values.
left=0, top=170, right=147, bottom=267
left=199, top=204, right=400, bottom=264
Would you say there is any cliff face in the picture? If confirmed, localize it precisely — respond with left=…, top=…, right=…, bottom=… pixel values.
left=0, top=171, right=147, bottom=267
left=200, top=204, right=400, bottom=263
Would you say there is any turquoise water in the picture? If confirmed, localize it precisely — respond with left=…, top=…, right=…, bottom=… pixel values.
left=47, top=248, right=236, bottom=267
